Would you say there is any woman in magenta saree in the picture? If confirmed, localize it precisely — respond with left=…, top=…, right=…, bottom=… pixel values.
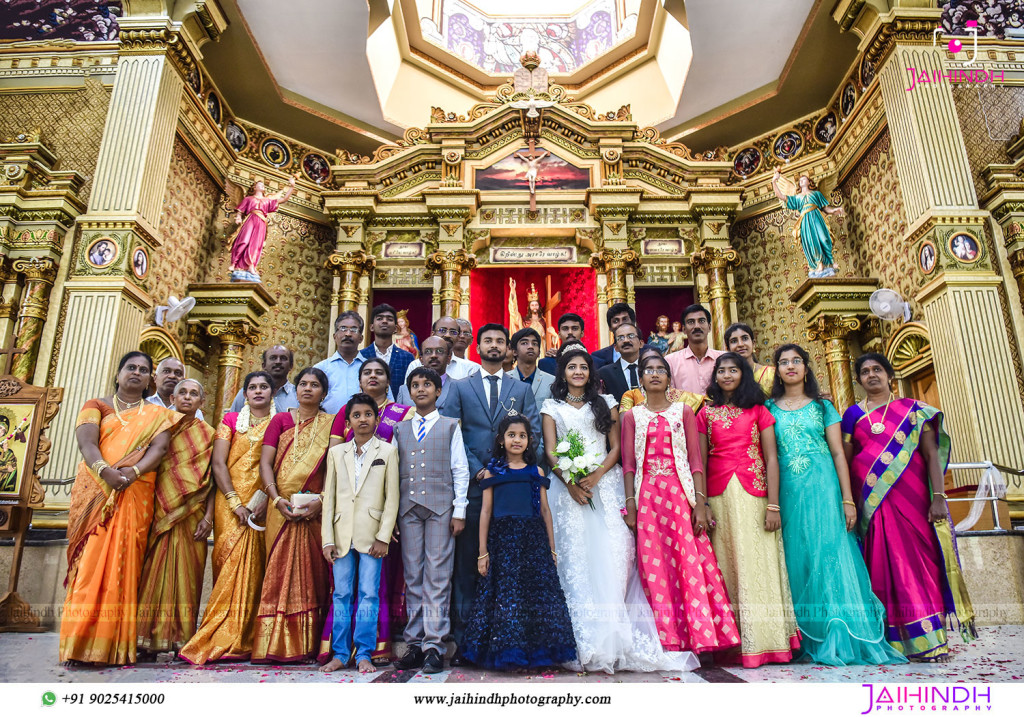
left=319, top=357, right=413, bottom=665
left=842, top=354, right=975, bottom=661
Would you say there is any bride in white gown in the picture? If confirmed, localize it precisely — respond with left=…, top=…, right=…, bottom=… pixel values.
left=540, top=348, right=699, bottom=674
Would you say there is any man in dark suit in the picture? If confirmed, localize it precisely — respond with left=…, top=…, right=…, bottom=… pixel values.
left=441, top=323, right=541, bottom=666
left=396, top=336, right=454, bottom=410
left=537, top=312, right=586, bottom=375
left=598, top=322, right=643, bottom=405
left=591, top=302, right=637, bottom=370
left=359, top=303, right=414, bottom=396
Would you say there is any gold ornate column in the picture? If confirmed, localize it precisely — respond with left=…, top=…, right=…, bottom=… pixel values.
left=808, top=315, right=861, bottom=414
left=207, top=320, right=261, bottom=423
left=187, top=282, right=275, bottom=424
left=791, top=278, right=879, bottom=415
left=0, top=259, right=18, bottom=351
left=327, top=249, right=376, bottom=313
left=691, top=247, right=740, bottom=349
left=10, top=257, right=57, bottom=382
left=589, top=249, right=642, bottom=306
left=426, top=249, right=477, bottom=318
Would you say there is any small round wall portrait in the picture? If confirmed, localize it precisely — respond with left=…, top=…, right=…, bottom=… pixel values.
left=85, top=237, right=118, bottom=269
left=225, top=121, right=247, bottom=152
left=949, top=232, right=980, bottom=263
left=206, top=92, right=221, bottom=125
left=841, top=82, right=857, bottom=117
left=773, top=131, right=803, bottom=162
left=860, top=57, right=876, bottom=88
left=815, top=112, right=837, bottom=144
left=302, top=152, right=330, bottom=184
left=733, top=147, right=761, bottom=177
left=919, top=240, right=937, bottom=275
left=131, top=246, right=149, bottom=280
left=261, top=138, right=291, bottom=168
left=187, top=67, right=201, bottom=95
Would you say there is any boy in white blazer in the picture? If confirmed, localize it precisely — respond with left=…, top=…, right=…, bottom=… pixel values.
left=320, top=393, right=400, bottom=674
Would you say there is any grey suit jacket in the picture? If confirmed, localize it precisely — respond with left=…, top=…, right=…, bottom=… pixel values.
left=395, top=375, right=453, bottom=410
left=512, top=369, right=554, bottom=405
left=441, top=372, right=541, bottom=514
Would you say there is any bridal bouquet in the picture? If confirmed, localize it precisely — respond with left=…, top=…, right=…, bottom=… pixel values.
left=554, top=429, right=601, bottom=510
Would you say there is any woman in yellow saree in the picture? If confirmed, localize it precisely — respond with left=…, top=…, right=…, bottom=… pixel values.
left=180, top=372, right=277, bottom=664
left=59, top=351, right=178, bottom=665
left=137, top=379, right=215, bottom=655
left=252, top=367, right=333, bottom=663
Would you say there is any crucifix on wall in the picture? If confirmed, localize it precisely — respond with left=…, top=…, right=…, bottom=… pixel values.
left=514, top=139, right=550, bottom=211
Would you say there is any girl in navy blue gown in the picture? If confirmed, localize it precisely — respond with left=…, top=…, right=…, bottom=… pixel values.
left=462, top=415, right=576, bottom=670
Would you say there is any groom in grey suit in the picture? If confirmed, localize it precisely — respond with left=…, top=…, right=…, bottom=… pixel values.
left=441, top=323, right=542, bottom=665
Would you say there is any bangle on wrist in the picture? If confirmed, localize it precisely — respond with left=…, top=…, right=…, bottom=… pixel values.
left=696, top=490, right=707, bottom=499
left=272, top=495, right=283, bottom=508
left=625, top=496, right=636, bottom=505
left=130, top=465, right=141, bottom=478
left=477, top=552, right=489, bottom=561
left=935, top=492, right=948, bottom=499
left=766, top=504, right=780, bottom=512
left=91, top=459, right=110, bottom=475
left=842, top=500, right=856, bottom=507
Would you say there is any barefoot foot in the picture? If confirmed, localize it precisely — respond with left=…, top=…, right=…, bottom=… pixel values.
left=357, top=659, right=376, bottom=674
left=320, top=658, right=346, bottom=673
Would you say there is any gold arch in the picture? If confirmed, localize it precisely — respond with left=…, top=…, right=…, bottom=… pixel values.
left=885, top=322, right=932, bottom=379
left=139, top=326, right=184, bottom=365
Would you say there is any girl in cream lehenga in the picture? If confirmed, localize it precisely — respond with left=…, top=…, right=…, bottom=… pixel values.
left=180, top=372, right=278, bottom=664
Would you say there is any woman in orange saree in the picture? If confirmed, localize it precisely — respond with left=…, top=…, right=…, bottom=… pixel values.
left=59, top=351, right=178, bottom=665
left=252, top=367, right=333, bottom=663
left=137, top=379, right=215, bottom=655
left=180, top=372, right=277, bottom=664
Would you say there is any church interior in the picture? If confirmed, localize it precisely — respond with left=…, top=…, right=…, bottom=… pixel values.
left=2, top=0, right=1024, bottom=677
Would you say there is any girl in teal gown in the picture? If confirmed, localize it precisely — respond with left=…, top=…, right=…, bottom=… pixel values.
left=766, top=344, right=906, bottom=666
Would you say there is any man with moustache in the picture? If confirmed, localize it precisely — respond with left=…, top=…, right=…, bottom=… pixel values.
left=441, top=323, right=540, bottom=666
left=147, top=357, right=204, bottom=421
left=315, top=311, right=367, bottom=414
left=228, top=345, right=298, bottom=412
left=591, top=303, right=637, bottom=371
left=454, top=318, right=474, bottom=361
left=395, top=336, right=454, bottom=410
left=665, top=304, right=723, bottom=394
left=536, top=312, right=586, bottom=376
left=598, top=322, right=643, bottom=405
left=404, top=317, right=481, bottom=380
left=510, top=327, right=554, bottom=404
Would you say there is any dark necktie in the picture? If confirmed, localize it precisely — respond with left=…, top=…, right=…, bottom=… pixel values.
left=487, top=375, right=499, bottom=416
left=627, top=363, right=639, bottom=389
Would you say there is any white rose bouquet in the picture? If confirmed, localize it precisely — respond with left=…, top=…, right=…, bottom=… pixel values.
left=553, top=428, right=601, bottom=510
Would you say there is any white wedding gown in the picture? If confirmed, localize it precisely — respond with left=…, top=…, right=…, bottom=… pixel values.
left=541, top=397, right=700, bottom=674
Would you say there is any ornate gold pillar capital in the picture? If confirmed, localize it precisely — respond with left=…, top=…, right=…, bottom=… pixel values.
left=806, top=314, right=862, bottom=342
left=11, top=257, right=58, bottom=285
left=426, top=249, right=477, bottom=318
left=691, top=246, right=740, bottom=348
left=9, top=257, right=59, bottom=382
left=327, top=249, right=376, bottom=313
left=590, top=248, right=641, bottom=307
left=205, top=319, right=262, bottom=349
left=807, top=314, right=861, bottom=415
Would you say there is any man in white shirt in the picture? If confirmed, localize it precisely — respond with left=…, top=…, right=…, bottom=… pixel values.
left=147, top=357, right=204, bottom=421
left=454, top=318, right=473, bottom=360
left=404, top=316, right=481, bottom=380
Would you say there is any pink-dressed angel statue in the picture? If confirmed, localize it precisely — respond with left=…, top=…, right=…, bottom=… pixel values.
left=225, top=176, right=296, bottom=282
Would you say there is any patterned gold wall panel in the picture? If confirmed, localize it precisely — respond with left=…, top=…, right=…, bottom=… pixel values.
left=0, top=78, right=110, bottom=201
left=153, top=137, right=222, bottom=346
left=730, top=207, right=860, bottom=373
left=839, top=130, right=921, bottom=321
left=952, top=85, right=1024, bottom=200
left=199, top=212, right=335, bottom=394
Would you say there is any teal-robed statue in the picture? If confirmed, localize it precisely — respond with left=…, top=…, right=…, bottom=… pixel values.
left=772, top=169, right=845, bottom=278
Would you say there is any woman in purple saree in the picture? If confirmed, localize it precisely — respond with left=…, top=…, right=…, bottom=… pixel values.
left=841, top=353, right=975, bottom=661
left=320, top=358, right=413, bottom=665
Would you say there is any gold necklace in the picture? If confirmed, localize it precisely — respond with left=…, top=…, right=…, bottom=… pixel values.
left=113, top=394, right=144, bottom=429
left=862, top=392, right=893, bottom=434
left=245, top=414, right=271, bottom=472
left=290, top=412, right=323, bottom=466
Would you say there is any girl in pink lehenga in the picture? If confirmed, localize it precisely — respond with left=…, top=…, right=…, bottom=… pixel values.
left=229, top=177, right=296, bottom=280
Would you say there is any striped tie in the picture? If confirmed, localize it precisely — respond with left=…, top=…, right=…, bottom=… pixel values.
left=416, top=416, right=427, bottom=442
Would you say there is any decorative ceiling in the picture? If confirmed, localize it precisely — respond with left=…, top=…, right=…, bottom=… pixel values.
left=200, top=0, right=858, bottom=157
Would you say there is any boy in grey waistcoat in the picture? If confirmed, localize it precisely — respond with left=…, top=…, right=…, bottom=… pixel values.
left=392, top=367, right=469, bottom=674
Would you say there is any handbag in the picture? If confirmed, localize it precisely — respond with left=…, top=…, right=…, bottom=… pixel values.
left=246, top=489, right=268, bottom=532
